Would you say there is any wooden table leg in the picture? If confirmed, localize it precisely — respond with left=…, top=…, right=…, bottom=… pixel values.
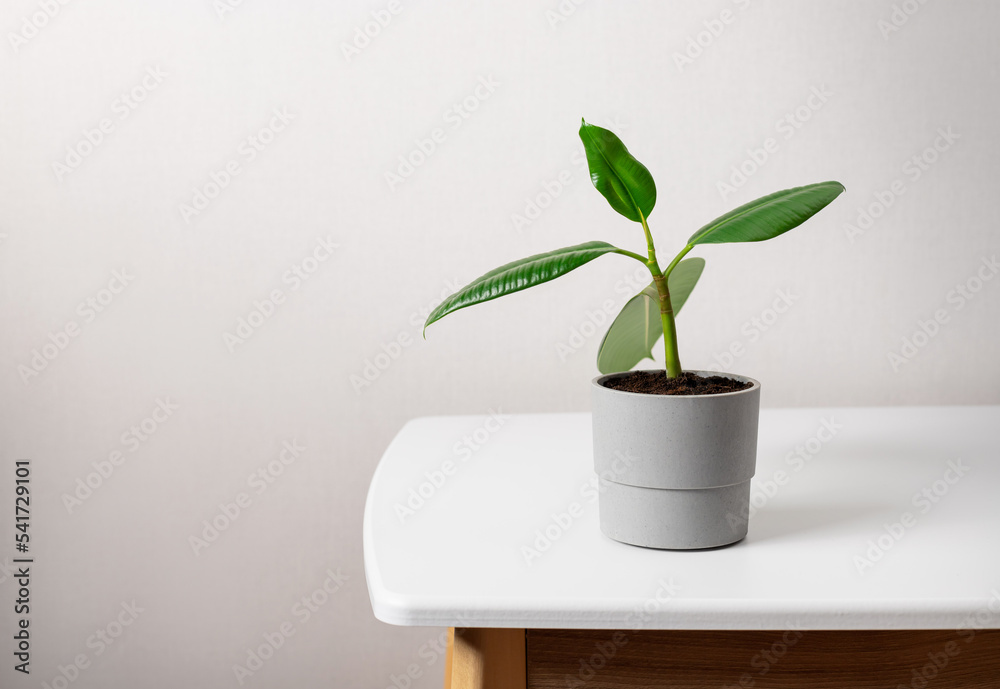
left=444, top=628, right=454, bottom=689
left=446, top=627, right=526, bottom=689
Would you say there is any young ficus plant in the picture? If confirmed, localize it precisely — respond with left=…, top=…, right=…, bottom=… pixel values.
left=424, top=120, right=845, bottom=379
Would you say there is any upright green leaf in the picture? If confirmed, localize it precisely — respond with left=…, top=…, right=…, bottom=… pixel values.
left=424, top=241, right=621, bottom=334
left=688, top=181, right=845, bottom=245
left=579, top=119, right=656, bottom=222
left=596, top=258, right=705, bottom=374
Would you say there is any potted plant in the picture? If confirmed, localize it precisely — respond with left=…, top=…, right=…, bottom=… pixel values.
left=424, top=120, right=844, bottom=549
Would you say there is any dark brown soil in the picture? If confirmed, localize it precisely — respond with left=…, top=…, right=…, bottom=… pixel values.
left=601, top=370, right=753, bottom=396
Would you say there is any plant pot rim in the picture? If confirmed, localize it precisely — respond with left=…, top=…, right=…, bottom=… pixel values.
left=592, top=369, right=761, bottom=399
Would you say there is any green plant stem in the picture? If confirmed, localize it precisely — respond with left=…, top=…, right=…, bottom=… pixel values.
left=638, top=214, right=682, bottom=379
left=613, top=217, right=685, bottom=378
left=651, top=273, right=682, bottom=378
left=662, top=243, right=694, bottom=281
left=611, top=247, right=649, bottom=264
left=638, top=211, right=657, bottom=265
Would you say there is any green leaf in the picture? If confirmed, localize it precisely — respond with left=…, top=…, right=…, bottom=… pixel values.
left=688, top=181, right=845, bottom=245
left=596, top=258, right=705, bottom=374
left=424, top=241, right=621, bottom=334
left=579, top=119, right=656, bottom=223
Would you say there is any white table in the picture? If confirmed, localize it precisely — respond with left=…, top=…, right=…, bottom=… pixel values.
left=364, top=407, right=1000, bottom=688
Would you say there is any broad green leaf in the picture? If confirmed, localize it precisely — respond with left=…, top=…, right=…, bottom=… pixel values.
left=688, top=181, right=845, bottom=245
left=596, top=258, right=705, bottom=374
left=578, top=119, right=656, bottom=223
left=424, top=241, right=621, bottom=334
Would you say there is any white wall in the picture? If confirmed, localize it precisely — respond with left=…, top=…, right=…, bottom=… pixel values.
left=1, top=1, right=997, bottom=687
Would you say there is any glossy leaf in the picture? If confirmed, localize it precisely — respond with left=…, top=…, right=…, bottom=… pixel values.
left=688, top=181, right=845, bottom=245
left=424, top=241, right=621, bottom=333
left=578, top=119, right=656, bottom=223
left=596, top=258, right=705, bottom=374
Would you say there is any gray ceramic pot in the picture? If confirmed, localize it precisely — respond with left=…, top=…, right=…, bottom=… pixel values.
left=591, top=370, right=761, bottom=549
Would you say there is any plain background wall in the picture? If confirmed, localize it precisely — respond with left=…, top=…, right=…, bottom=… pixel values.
left=1, top=1, right=998, bottom=687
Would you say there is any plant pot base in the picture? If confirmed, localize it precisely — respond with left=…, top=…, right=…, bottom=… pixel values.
left=597, top=478, right=750, bottom=549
